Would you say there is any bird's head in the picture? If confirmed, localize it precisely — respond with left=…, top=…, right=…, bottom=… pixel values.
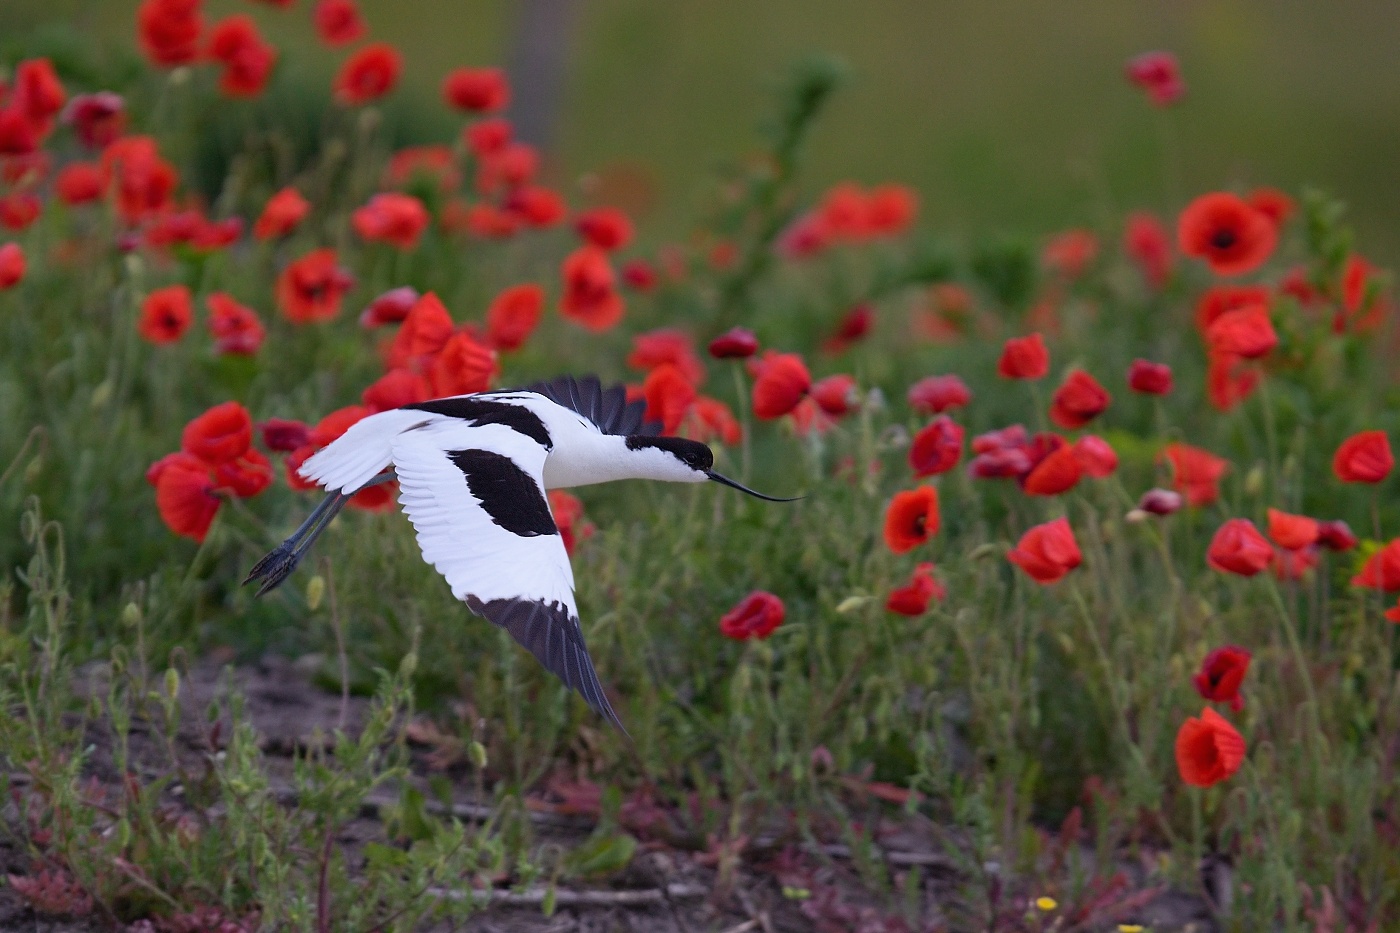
left=624, top=436, right=801, bottom=501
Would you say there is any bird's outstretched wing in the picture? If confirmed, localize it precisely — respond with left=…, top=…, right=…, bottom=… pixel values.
left=390, top=420, right=623, bottom=730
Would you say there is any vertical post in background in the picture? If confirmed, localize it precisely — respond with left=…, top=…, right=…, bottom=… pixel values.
left=505, top=0, right=581, bottom=153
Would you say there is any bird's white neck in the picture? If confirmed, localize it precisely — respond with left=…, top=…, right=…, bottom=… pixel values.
left=541, top=433, right=705, bottom=489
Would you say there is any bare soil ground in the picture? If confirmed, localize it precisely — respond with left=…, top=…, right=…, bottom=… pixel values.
left=0, top=657, right=1220, bottom=932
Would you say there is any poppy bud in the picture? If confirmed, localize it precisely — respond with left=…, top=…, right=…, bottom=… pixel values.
left=708, top=327, right=759, bottom=359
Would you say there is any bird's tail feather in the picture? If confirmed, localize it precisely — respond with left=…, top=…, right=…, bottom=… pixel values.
left=298, top=409, right=429, bottom=493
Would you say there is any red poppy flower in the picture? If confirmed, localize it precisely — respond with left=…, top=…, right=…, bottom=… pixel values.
left=61, top=92, right=126, bottom=150
left=54, top=162, right=104, bottom=205
left=0, top=109, right=40, bottom=157
left=215, top=448, right=273, bottom=498
left=484, top=283, right=543, bottom=352
left=464, top=117, right=511, bottom=157
left=254, top=187, right=309, bottom=240
left=823, top=304, right=874, bottom=354
left=1043, top=229, right=1098, bottom=279
left=621, top=259, right=658, bottom=292
left=387, top=292, right=454, bottom=369
left=207, top=292, right=265, bottom=356
left=0, top=193, right=40, bottom=231
left=1124, top=212, right=1172, bottom=290
left=1265, top=508, right=1319, bottom=551
left=359, top=287, right=418, bottom=328
left=628, top=329, right=705, bottom=384
left=1191, top=646, right=1251, bottom=712
left=103, top=136, right=177, bottom=224
left=905, top=417, right=963, bottom=478
left=0, top=243, right=24, bottom=289
left=1127, top=359, right=1172, bottom=395
left=1007, top=517, right=1082, bottom=584
left=575, top=207, right=633, bottom=252
left=138, top=284, right=193, bottom=344
left=503, top=185, right=567, bottom=228
left=138, top=0, right=203, bottom=67
left=1137, top=488, right=1183, bottom=516
left=1317, top=520, right=1357, bottom=552
left=1205, top=350, right=1259, bottom=412
left=1206, top=304, right=1277, bottom=359
left=559, top=246, right=624, bottom=332
left=476, top=142, right=538, bottom=194
left=1206, top=518, right=1273, bottom=577
left=1194, top=285, right=1270, bottom=335
left=776, top=212, right=831, bottom=260
left=428, top=332, right=498, bottom=397
left=155, top=455, right=220, bottom=541
left=1175, top=708, right=1245, bottom=788
left=548, top=490, right=594, bottom=556
left=182, top=401, right=253, bottom=464
left=1073, top=435, right=1118, bottom=478
left=1022, top=444, right=1082, bottom=496
left=207, top=16, right=277, bottom=98
left=1049, top=370, right=1110, bottom=429
left=883, top=486, right=940, bottom=554
left=886, top=562, right=945, bottom=616
left=1272, top=545, right=1318, bottom=582
left=13, top=59, right=65, bottom=130
left=1177, top=192, right=1277, bottom=277
left=443, top=67, right=510, bottom=113
left=352, top=192, right=429, bottom=249
left=719, top=591, right=786, bottom=641
left=334, top=43, right=401, bottom=106
left=260, top=418, right=311, bottom=452
left=1125, top=50, right=1185, bottom=106
left=751, top=351, right=811, bottom=420
left=811, top=375, right=858, bottom=417
left=383, top=145, right=459, bottom=193
left=819, top=182, right=869, bottom=238
left=998, top=333, right=1049, bottom=380
left=313, top=0, right=364, bottom=46
left=1338, top=254, right=1386, bottom=334
left=1333, top=431, right=1392, bottom=484
left=1352, top=539, right=1400, bottom=592
left=907, top=374, right=971, bottom=414
left=276, top=248, right=353, bottom=323
left=864, top=184, right=918, bottom=236
left=360, top=369, right=430, bottom=413
left=1162, top=442, right=1229, bottom=506
left=1248, top=187, right=1294, bottom=227
left=684, top=396, right=741, bottom=447
left=642, top=364, right=697, bottom=435
left=708, top=327, right=759, bottom=360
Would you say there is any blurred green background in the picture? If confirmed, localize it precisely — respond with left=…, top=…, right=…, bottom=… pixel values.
left=4, top=0, right=1398, bottom=261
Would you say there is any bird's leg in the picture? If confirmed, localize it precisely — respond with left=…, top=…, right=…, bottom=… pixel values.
left=244, top=469, right=396, bottom=596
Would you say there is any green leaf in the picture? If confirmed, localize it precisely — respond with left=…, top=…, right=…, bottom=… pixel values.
left=564, top=832, right=638, bottom=878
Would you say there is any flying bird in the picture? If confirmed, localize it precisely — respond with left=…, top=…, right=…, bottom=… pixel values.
left=245, top=374, right=798, bottom=730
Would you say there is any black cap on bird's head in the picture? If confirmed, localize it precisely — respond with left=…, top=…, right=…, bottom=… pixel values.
left=624, top=435, right=801, bottom=502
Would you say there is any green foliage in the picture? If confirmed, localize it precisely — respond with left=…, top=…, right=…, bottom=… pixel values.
left=0, top=19, right=1398, bottom=931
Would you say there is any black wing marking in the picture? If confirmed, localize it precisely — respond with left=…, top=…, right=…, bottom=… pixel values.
left=521, top=374, right=660, bottom=438
left=465, top=595, right=625, bottom=732
left=446, top=449, right=558, bottom=537
left=405, top=397, right=553, bottom=450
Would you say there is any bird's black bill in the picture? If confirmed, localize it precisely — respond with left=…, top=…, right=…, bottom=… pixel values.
left=706, top=470, right=803, bottom=502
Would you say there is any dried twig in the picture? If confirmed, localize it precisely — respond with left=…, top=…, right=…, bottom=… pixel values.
left=429, top=881, right=709, bottom=908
